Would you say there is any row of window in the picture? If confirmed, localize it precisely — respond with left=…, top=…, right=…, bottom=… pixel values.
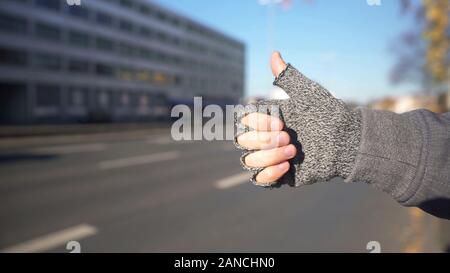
left=94, top=0, right=242, bottom=51
left=0, top=47, right=179, bottom=86
left=0, top=47, right=243, bottom=93
left=6, top=0, right=244, bottom=64
left=34, top=83, right=167, bottom=110
left=0, top=11, right=243, bottom=78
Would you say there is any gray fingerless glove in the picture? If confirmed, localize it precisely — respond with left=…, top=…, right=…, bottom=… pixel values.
left=235, top=64, right=362, bottom=187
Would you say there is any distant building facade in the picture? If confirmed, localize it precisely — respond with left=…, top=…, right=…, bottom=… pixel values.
left=0, top=0, right=245, bottom=123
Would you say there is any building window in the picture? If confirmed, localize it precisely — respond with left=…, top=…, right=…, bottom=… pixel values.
left=0, top=47, right=27, bottom=66
left=170, top=17, right=181, bottom=27
left=157, top=32, right=168, bottom=43
left=119, top=19, right=133, bottom=33
left=154, top=72, right=169, bottom=86
left=35, top=22, right=61, bottom=41
left=119, top=0, right=133, bottom=9
left=172, top=37, right=181, bottom=46
left=68, top=87, right=87, bottom=106
left=136, top=70, right=152, bottom=82
left=118, top=67, right=134, bottom=81
left=68, top=6, right=90, bottom=20
left=139, top=4, right=153, bottom=16
left=34, top=53, right=61, bottom=71
left=36, top=84, right=60, bottom=107
left=97, top=91, right=110, bottom=108
left=139, top=94, right=149, bottom=107
left=96, top=12, right=113, bottom=27
left=138, top=47, right=155, bottom=61
left=0, top=13, right=27, bottom=34
left=119, top=42, right=135, bottom=57
left=156, top=11, right=167, bottom=22
left=68, top=30, right=90, bottom=48
left=120, top=92, right=130, bottom=106
left=96, top=37, right=115, bottom=52
left=174, top=75, right=182, bottom=86
left=138, top=27, right=154, bottom=39
left=95, top=63, right=115, bottom=77
left=128, top=92, right=138, bottom=107
left=68, top=59, right=90, bottom=73
left=34, top=0, right=61, bottom=11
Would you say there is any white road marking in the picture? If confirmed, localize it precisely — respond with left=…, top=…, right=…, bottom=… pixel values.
left=215, top=172, right=251, bottom=189
left=1, top=224, right=97, bottom=253
left=99, top=151, right=180, bottom=170
left=32, top=143, right=107, bottom=154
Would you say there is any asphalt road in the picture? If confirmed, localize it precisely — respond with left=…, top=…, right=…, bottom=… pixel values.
left=0, top=129, right=441, bottom=252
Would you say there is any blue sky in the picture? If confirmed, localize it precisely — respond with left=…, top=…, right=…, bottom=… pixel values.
left=153, top=0, right=418, bottom=103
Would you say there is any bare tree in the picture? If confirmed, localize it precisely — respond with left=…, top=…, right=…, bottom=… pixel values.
left=390, top=0, right=449, bottom=93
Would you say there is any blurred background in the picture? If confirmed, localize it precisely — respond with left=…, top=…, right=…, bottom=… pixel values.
left=0, top=0, right=449, bottom=253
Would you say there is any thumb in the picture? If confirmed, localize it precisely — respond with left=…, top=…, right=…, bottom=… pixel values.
left=271, top=51, right=287, bottom=77
left=273, top=54, right=337, bottom=104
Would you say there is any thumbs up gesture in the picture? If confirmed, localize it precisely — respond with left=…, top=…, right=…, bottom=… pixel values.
left=235, top=52, right=362, bottom=187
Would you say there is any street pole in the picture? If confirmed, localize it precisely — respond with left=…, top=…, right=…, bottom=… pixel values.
left=258, top=0, right=283, bottom=51
left=267, top=2, right=276, bottom=52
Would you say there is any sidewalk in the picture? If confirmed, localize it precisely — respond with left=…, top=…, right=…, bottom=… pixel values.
left=0, top=123, right=172, bottom=150
left=0, top=122, right=171, bottom=138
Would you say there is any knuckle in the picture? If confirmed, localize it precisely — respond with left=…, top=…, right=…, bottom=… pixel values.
left=275, top=147, right=286, bottom=159
left=258, top=132, right=271, bottom=144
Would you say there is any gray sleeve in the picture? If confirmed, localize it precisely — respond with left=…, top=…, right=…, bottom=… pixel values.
left=346, top=108, right=450, bottom=219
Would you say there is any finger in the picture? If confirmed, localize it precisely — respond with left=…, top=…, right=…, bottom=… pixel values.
left=271, top=51, right=287, bottom=77
left=237, top=131, right=290, bottom=150
left=245, top=144, right=297, bottom=168
left=241, top=112, right=284, bottom=131
left=255, top=161, right=290, bottom=185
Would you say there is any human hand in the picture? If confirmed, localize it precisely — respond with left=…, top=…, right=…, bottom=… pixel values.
left=235, top=52, right=362, bottom=187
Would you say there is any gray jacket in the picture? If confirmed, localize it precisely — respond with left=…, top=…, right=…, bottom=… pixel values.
left=350, top=108, right=450, bottom=219
left=236, top=64, right=450, bottom=219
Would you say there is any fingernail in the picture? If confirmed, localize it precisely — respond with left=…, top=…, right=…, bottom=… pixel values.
left=278, top=162, right=289, bottom=171
left=276, top=133, right=289, bottom=146
left=284, top=145, right=296, bottom=157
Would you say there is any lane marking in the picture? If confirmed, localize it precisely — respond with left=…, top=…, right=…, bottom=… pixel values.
left=99, top=151, right=180, bottom=170
left=1, top=224, right=97, bottom=253
left=32, top=143, right=107, bottom=154
left=215, top=172, right=251, bottom=189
